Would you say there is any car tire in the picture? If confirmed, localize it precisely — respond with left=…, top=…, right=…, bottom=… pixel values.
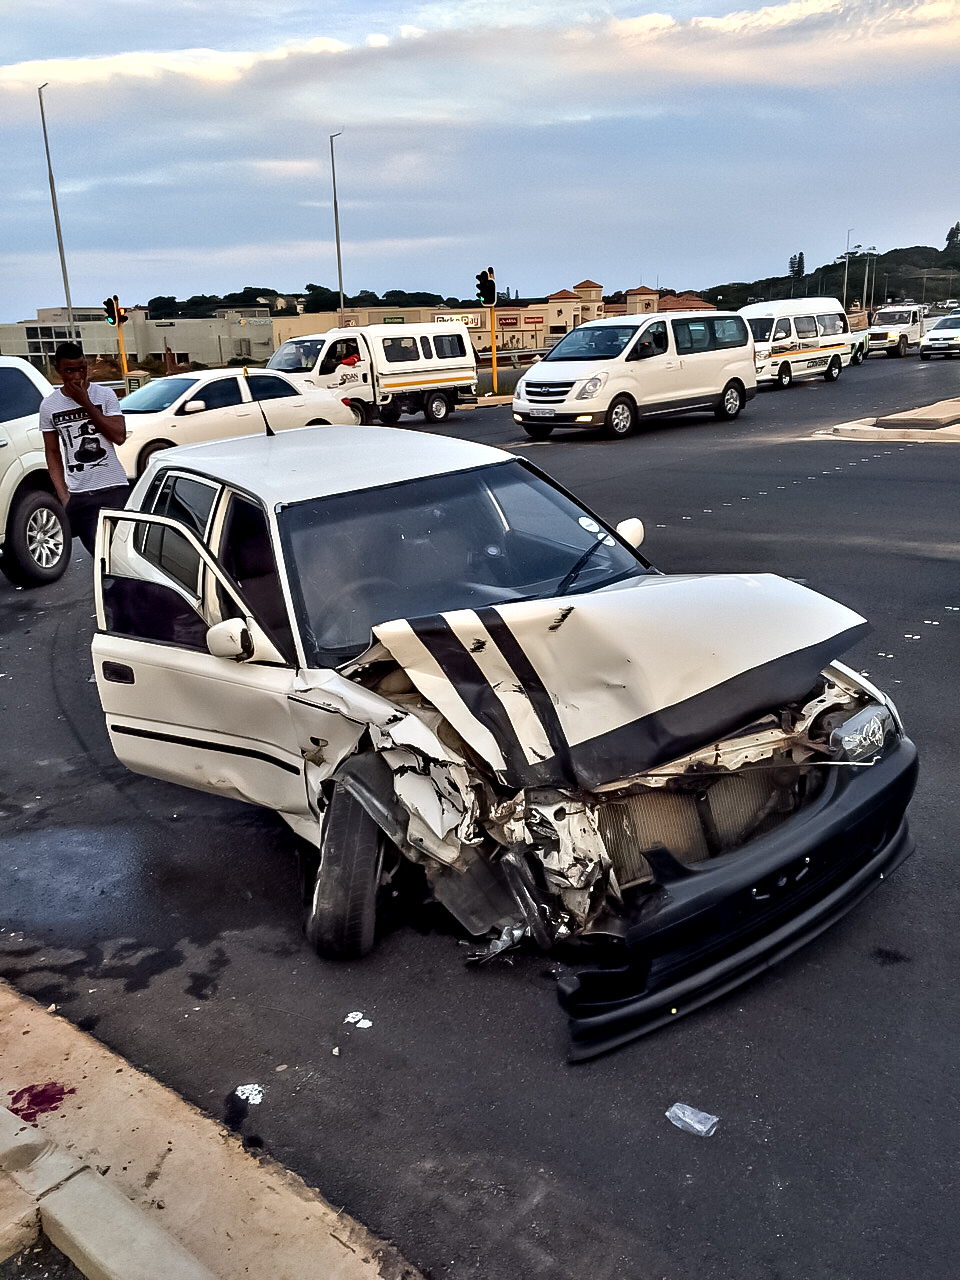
left=305, top=785, right=384, bottom=959
left=422, top=391, right=451, bottom=424
left=349, top=399, right=369, bottom=424
left=2, top=488, right=70, bottom=587
left=378, top=403, right=401, bottom=424
left=920, top=352, right=931, bottom=361
left=602, top=395, right=636, bottom=438
left=714, top=381, right=745, bottom=420
left=823, top=356, right=842, bottom=382
left=522, top=422, right=555, bottom=439
left=851, top=344, right=864, bottom=366
left=776, top=362, right=793, bottom=389
left=137, top=440, right=175, bottom=476
left=896, top=336, right=907, bottom=357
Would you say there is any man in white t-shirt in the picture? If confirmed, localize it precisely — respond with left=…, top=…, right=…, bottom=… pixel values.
left=40, top=342, right=130, bottom=556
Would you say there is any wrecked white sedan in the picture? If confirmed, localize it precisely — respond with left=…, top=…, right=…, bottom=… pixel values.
left=92, top=427, right=917, bottom=1057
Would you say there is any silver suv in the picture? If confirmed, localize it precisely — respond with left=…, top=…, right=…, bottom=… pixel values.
left=0, top=356, right=69, bottom=586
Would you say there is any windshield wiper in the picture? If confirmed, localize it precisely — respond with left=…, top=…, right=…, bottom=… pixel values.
left=555, top=536, right=610, bottom=595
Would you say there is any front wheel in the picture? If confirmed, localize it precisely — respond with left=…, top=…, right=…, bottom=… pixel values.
left=137, top=440, right=175, bottom=476
left=823, top=356, right=842, bottom=382
left=776, top=362, right=793, bottom=389
left=920, top=352, right=931, bottom=362
left=378, top=403, right=401, bottom=424
left=714, top=381, right=745, bottom=420
left=1, top=489, right=69, bottom=587
left=850, top=344, right=864, bottom=366
left=895, top=336, right=907, bottom=357
left=522, top=422, right=554, bottom=439
left=603, top=396, right=636, bottom=438
left=305, top=785, right=384, bottom=959
left=422, top=391, right=451, bottom=424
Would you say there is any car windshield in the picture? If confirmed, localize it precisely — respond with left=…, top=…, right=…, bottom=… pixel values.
left=279, top=459, right=652, bottom=666
left=932, top=318, right=960, bottom=331
left=542, top=326, right=639, bottom=362
left=121, top=377, right=199, bottom=413
left=876, top=311, right=909, bottom=325
left=746, top=319, right=773, bottom=342
left=267, top=339, right=326, bottom=373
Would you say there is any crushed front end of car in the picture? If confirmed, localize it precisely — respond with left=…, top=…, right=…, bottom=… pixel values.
left=330, top=573, right=917, bottom=1057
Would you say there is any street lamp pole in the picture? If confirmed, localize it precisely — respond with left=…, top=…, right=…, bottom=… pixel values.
left=329, top=131, right=345, bottom=326
left=37, top=83, right=76, bottom=341
left=842, top=227, right=854, bottom=309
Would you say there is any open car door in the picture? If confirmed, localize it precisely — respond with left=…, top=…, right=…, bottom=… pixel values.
left=92, top=507, right=310, bottom=816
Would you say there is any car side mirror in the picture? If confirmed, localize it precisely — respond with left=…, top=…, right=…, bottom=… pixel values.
left=616, top=517, right=645, bottom=548
left=206, top=617, right=254, bottom=661
left=183, top=399, right=206, bottom=414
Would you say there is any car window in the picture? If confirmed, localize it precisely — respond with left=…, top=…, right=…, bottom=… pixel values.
left=267, top=339, right=325, bottom=373
left=0, top=368, right=43, bottom=423
left=146, top=472, right=219, bottom=541
left=434, top=333, right=466, bottom=359
left=773, top=318, right=791, bottom=340
left=246, top=374, right=300, bottom=402
left=543, top=326, right=639, bottom=361
left=318, top=339, right=360, bottom=375
left=121, top=377, right=198, bottom=414
left=711, top=317, right=749, bottom=348
left=640, top=321, right=668, bottom=355
left=279, top=460, right=651, bottom=666
left=382, top=337, right=420, bottom=364
left=672, top=320, right=712, bottom=353
left=816, top=314, right=843, bottom=336
left=218, top=494, right=294, bottom=660
left=420, top=336, right=434, bottom=359
left=794, top=315, right=818, bottom=340
left=192, top=377, right=242, bottom=411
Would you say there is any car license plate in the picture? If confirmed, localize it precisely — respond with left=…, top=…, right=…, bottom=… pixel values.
left=530, top=409, right=555, bottom=417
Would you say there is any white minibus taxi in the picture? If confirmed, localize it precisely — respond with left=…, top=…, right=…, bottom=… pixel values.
left=268, top=322, right=477, bottom=425
left=739, top=298, right=857, bottom=389
left=512, top=311, right=756, bottom=439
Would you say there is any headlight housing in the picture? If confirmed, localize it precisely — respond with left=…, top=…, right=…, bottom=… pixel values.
left=829, top=704, right=897, bottom=762
left=576, top=374, right=607, bottom=400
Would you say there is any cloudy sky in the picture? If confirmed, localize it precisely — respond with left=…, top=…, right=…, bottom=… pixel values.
left=2, top=0, right=958, bottom=321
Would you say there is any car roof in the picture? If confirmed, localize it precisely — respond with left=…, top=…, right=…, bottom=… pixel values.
left=282, top=322, right=470, bottom=341
left=739, top=297, right=844, bottom=316
left=577, top=311, right=736, bottom=327
left=147, top=426, right=511, bottom=508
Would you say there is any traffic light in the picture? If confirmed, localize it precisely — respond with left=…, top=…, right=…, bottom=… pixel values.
left=476, top=267, right=496, bottom=307
left=103, top=294, right=128, bottom=325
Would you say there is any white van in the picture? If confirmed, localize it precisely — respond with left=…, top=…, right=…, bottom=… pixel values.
left=739, top=298, right=856, bottom=389
left=267, top=323, right=477, bottom=425
left=511, top=311, right=756, bottom=440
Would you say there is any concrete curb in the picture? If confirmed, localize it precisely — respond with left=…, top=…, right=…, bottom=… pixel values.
left=875, top=395, right=960, bottom=429
left=0, top=981, right=421, bottom=1280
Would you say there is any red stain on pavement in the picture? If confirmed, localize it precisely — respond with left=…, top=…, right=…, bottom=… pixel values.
left=7, top=1081, right=76, bottom=1124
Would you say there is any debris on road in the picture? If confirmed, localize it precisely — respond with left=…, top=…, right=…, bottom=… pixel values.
left=665, top=1103, right=720, bottom=1137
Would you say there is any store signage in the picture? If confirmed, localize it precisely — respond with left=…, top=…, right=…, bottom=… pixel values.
left=498, top=315, right=519, bottom=327
left=433, top=313, right=481, bottom=327
left=524, top=316, right=544, bottom=325
left=383, top=316, right=405, bottom=323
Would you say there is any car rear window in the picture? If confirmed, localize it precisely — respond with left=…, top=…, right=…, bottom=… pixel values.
left=0, top=368, right=44, bottom=423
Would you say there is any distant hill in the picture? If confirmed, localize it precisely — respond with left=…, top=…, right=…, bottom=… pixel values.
left=697, top=240, right=960, bottom=311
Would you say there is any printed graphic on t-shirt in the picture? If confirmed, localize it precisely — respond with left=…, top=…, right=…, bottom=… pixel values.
left=52, top=404, right=109, bottom=473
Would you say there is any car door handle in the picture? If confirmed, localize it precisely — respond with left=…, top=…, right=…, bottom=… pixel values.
left=101, top=661, right=135, bottom=684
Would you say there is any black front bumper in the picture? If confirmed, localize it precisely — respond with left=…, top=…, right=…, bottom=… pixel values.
left=559, top=737, right=918, bottom=1059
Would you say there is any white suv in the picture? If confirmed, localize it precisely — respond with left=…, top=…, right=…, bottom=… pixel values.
left=0, top=357, right=70, bottom=586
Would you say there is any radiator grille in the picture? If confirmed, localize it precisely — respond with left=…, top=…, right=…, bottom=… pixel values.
left=524, top=380, right=575, bottom=403
left=596, top=768, right=810, bottom=889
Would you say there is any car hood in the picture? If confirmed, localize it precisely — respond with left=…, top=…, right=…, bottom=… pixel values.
left=518, top=360, right=611, bottom=385
left=372, top=573, right=868, bottom=791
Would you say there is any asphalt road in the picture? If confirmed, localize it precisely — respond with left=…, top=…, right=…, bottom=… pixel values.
left=2, top=354, right=959, bottom=1280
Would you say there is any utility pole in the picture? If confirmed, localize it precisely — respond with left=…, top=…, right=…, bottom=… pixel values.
left=842, top=228, right=854, bottom=309
left=329, top=131, right=345, bottom=326
left=38, top=84, right=76, bottom=341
